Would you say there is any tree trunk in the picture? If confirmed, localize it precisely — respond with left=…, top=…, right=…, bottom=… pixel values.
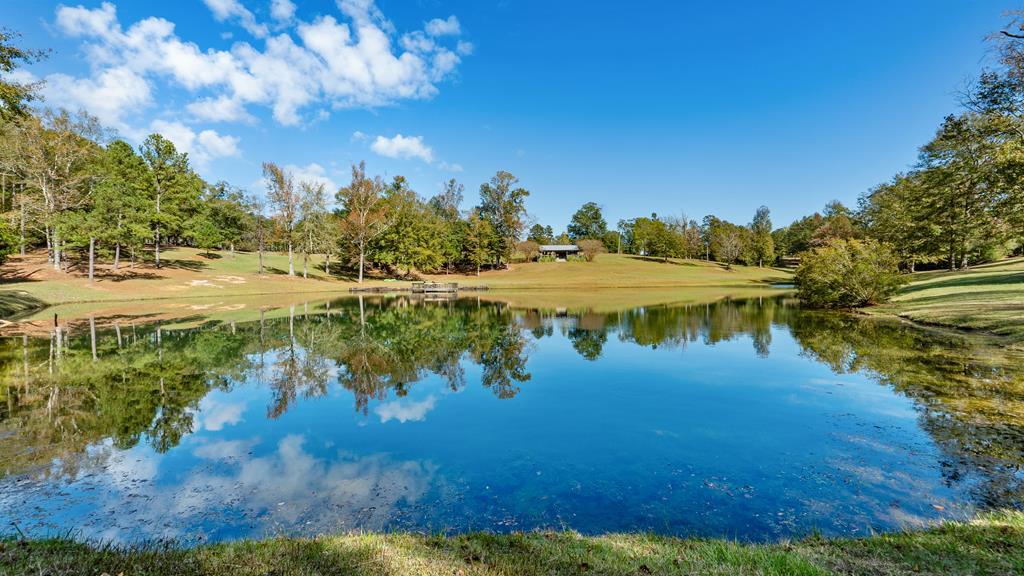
left=88, top=237, right=95, bottom=284
left=89, top=315, right=97, bottom=361
left=358, top=242, right=365, bottom=283
left=53, top=229, right=61, bottom=271
left=155, top=186, right=162, bottom=268
left=324, top=253, right=331, bottom=275
left=258, top=241, right=265, bottom=275
left=476, top=262, right=480, bottom=276
left=113, top=243, right=120, bottom=270
left=288, top=241, right=294, bottom=276
left=230, top=242, right=235, bottom=258
left=303, top=251, right=308, bottom=279
left=19, top=197, right=25, bottom=257
left=131, top=246, right=136, bottom=269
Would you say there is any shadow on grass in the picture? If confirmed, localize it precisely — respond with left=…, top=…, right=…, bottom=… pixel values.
left=157, top=259, right=208, bottom=272
left=625, top=255, right=701, bottom=267
left=0, top=268, right=43, bottom=284
left=0, top=291, right=48, bottom=319
left=902, top=271, right=1024, bottom=295
left=94, top=269, right=168, bottom=282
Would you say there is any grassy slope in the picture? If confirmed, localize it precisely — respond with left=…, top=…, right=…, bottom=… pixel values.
left=870, top=257, right=1024, bottom=342
left=3, top=512, right=1021, bottom=576
left=0, top=250, right=790, bottom=319
left=429, top=254, right=791, bottom=289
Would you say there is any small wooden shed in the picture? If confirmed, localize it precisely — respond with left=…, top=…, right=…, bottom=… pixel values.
left=538, top=244, right=580, bottom=261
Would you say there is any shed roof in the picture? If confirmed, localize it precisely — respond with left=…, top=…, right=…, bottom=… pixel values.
left=539, top=244, right=579, bottom=251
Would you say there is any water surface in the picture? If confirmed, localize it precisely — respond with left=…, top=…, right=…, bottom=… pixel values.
left=1, top=294, right=1022, bottom=543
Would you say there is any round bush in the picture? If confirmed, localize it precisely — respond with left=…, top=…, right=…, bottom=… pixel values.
left=795, top=239, right=906, bottom=308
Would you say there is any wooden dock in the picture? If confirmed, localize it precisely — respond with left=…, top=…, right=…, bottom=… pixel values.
left=411, top=282, right=458, bottom=293
left=349, top=282, right=488, bottom=294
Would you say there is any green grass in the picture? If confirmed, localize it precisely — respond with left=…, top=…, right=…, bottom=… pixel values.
left=0, top=248, right=358, bottom=318
left=3, top=511, right=1021, bottom=576
left=870, top=257, right=1024, bottom=343
left=0, top=250, right=790, bottom=319
left=430, top=254, right=791, bottom=289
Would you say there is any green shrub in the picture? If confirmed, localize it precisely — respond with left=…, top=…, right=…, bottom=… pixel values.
left=537, top=255, right=557, bottom=263
left=0, top=221, right=17, bottom=265
left=795, top=238, right=906, bottom=308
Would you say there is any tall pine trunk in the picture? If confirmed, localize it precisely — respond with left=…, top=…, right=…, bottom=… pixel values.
left=53, top=229, right=61, bottom=272
left=88, top=237, right=95, bottom=284
left=19, top=197, right=25, bottom=257
left=358, top=242, right=365, bottom=283
left=113, top=243, right=120, bottom=271
left=288, top=241, right=294, bottom=276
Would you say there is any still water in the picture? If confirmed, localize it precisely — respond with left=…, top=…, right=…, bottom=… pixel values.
left=1, top=295, right=1022, bottom=543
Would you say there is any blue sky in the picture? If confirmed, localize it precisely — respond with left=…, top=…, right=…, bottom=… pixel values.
left=2, top=0, right=1010, bottom=229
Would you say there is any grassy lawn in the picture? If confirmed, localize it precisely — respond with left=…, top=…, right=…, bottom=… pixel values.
left=0, top=250, right=790, bottom=319
left=430, top=254, right=791, bottom=290
left=0, top=248, right=366, bottom=318
left=869, top=257, right=1024, bottom=343
left=3, top=511, right=1021, bottom=576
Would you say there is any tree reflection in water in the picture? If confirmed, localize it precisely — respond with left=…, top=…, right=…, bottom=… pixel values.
left=1, top=294, right=1022, bottom=510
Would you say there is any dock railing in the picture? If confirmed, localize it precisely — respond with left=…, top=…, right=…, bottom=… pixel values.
left=411, top=282, right=459, bottom=293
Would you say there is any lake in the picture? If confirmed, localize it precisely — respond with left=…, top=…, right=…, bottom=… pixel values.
left=1, top=293, right=1022, bottom=544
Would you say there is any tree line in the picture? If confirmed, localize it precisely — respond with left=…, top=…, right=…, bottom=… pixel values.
left=0, top=101, right=542, bottom=281
left=2, top=18, right=1023, bottom=283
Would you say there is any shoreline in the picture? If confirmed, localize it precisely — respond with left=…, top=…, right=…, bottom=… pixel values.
left=3, top=511, right=1022, bottom=575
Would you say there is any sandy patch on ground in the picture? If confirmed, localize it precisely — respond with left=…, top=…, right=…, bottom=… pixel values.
left=215, top=276, right=247, bottom=284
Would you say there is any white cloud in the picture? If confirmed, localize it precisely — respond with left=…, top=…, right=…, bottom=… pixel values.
left=285, top=162, right=339, bottom=192
left=438, top=161, right=463, bottom=173
left=350, top=130, right=368, bottom=142
left=370, top=133, right=434, bottom=162
left=42, top=67, right=151, bottom=135
left=374, top=395, right=437, bottom=423
left=198, top=129, right=242, bottom=158
left=150, top=119, right=241, bottom=166
left=425, top=15, right=460, bottom=37
left=201, top=0, right=268, bottom=37
left=46, top=0, right=470, bottom=136
left=187, top=95, right=255, bottom=123
left=270, top=0, right=297, bottom=22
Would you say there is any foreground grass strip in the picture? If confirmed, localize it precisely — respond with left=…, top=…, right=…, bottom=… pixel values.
left=3, top=512, right=1022, bottom=576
